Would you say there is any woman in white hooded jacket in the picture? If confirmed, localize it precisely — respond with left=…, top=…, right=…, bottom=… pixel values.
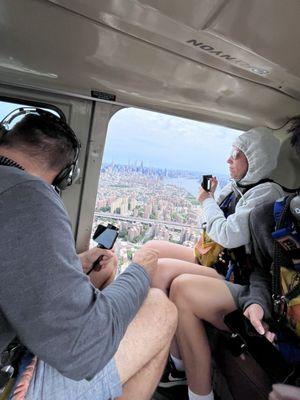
left=203, top=127, right=283, bottom=249
left=145, top=127, right=284, bottom=292
left=148, top=128, right=285, bottom=400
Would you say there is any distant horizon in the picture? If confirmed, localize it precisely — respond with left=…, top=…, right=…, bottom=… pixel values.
left=103, top=108, right=241, bottom=176
left=0, top=101, right=241, bottom=176
left=101, top=161, right=230, bottom=178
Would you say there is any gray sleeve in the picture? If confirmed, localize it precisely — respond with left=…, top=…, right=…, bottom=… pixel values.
left=241, top=267, right=272, bottom=320
left=238, top=204, right=274, bottom=319
left=0, top=180, right=150, bottom=380
left=202, top=183, right=283, bottom=249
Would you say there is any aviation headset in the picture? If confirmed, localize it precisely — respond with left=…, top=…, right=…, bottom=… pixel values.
left=0, top=107, right=80, bottom=190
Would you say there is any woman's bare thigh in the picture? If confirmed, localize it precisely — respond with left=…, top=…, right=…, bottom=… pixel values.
left=170, top=275, right=237, bottom=329
left=152, top=258, right=222, bottom=292
left=143, top=240, right=195, bottom=263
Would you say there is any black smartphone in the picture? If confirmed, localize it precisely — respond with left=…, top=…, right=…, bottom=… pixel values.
left=201, top=175, right=212, bottom=192
left=87, top=224, right=119, bottom=275
left=93, top=223, right=119, bottom=250
left=224, top=310, right=295, bottom=383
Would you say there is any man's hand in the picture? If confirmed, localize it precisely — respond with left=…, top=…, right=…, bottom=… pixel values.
left=133, top=248, right=159, bottom=280
left=244, top=303, right=275, bottom=342
left=79, top=247, right=118, bottom=289
left=79, top=247, right=116, bottom=274
left=98, top=250, right=118, bottom=271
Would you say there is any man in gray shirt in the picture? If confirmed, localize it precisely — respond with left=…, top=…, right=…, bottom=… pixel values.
left=0, top=108, right=177, bottom=399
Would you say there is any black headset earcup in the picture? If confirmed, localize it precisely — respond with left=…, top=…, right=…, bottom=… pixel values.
left=53, top=163, right=80, bottom=190
left=53, top=166, right=73, bottom=190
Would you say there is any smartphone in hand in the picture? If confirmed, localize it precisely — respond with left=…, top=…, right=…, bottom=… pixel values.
left=87, top=224, right=119, bottom=275
left=201, top=175, right=212, bottom=192
left=93, top=223, right=119, bottom=250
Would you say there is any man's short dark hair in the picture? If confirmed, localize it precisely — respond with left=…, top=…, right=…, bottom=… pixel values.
left=0, top=113, right=76, bottom=172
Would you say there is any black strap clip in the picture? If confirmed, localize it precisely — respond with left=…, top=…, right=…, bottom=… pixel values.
left=1, top=344, right=21, bottom=367
left=227, top=333, right=248, bottom=357
left=0, top=365, right=14, bottom=393
left=272, top=294, right=288, bottom=318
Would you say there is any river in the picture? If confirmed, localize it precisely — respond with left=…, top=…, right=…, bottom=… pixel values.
left=164, top=175, right=229, bottom=197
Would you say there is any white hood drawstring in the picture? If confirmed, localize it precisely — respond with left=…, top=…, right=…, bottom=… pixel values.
left=231, top=179, right=245, bottom=203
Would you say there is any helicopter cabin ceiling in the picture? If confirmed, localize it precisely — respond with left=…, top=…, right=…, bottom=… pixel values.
left=0, top=0, right=300, bottom=128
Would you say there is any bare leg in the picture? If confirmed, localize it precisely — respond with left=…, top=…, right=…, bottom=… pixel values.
left=117, top=345, right=169, bottom=400
left=144, top=240, right=223, bottom=365
left=152, top=258, right=222, bottom=293
left=170, top=275, right=237, bottom=395
left=115, top=288, right=178, bottom=400
left=142, top=240, right=196, bottom=263
left=170, top=339, right=181, bottom=359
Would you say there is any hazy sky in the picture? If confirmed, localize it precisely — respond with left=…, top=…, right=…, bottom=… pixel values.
left=104, top=108, right=241, bottom=175
left=0, top=102, right=241, bottom=175
left=0, top=102, right=24, bottom=119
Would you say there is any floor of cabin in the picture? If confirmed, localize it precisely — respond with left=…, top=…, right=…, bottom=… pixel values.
left=152, top=385, right=188, bottom=400
left=150, top=356, right=233, bottom=400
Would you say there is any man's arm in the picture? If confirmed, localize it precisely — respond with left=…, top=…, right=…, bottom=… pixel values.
left=0, top=180, right=152, bottom=381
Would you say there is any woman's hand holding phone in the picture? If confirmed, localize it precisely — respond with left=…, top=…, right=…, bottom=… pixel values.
left=209, top=176, right=218, bottom=194
left=198, top=175, right=218, bottom=204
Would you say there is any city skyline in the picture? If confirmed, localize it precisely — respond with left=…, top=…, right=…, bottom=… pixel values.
left=104, top=107, right=241, bottom=175
left=0, top=101, right=241, bottom=176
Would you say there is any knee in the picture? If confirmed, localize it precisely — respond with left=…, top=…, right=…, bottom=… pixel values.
left=141, top=240, right=169, bottom=259
left=151, top=260, right=173, bottom=291
left=141, top=240, right=161, bottom=252
left=142, top=240, right=156, bottom=248
left=169, top=274, right=193, bottom=304
left=146, top=288, right=178, bottom=337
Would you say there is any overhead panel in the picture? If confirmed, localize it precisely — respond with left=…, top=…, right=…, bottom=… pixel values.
left=48, top=0, right=300, bottom=99
left=0, top=0, right=300, bottom=128
left=207, top=0, right=300, bottom=99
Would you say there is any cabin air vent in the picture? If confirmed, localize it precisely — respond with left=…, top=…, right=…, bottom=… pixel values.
left=186, top=39, right=269, bottom=76
left=91, top=90, right=116, bottom=101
